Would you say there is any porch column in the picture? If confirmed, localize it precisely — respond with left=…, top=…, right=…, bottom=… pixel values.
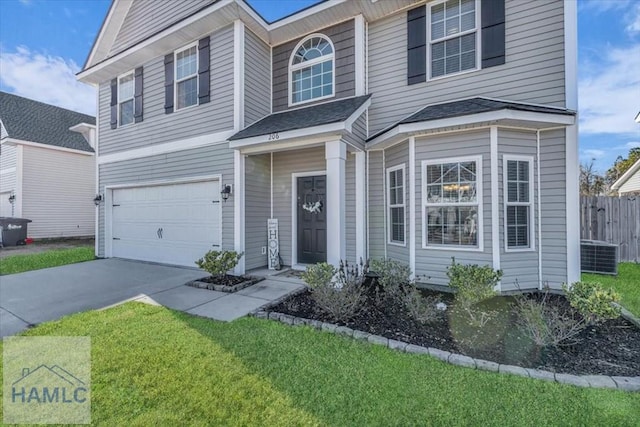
left=355, top=151, right=366, bottom=263
left=325, top=140, right=347, bottom=266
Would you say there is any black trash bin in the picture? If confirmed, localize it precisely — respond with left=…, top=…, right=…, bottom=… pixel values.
left=0, top=217, right=32, bottom=247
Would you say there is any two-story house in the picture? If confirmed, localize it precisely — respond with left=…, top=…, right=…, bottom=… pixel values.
left=78, top=0, right=579, bottom=292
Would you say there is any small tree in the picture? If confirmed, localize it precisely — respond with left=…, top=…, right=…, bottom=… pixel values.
left=195, top=250, right=244, bottom=280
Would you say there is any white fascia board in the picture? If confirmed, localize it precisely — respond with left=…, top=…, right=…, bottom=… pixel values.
left=367, top=110, right=575, bottom=148
left=344, top=97, right=371, bottom=132
left=78, top=0, right=236, bottom=84
left=268, top=0, right=349, bottom=30
left=98, top=130, right=235, bottom=165
left=611, top=158, right=640, bottom=190
left=69, top=123, right=96, bottom=133
left=4, top=138, right=94, bottom=156
left=85, top=0, right=133, bottom=69
left=228, top=122, right=346, bottom=149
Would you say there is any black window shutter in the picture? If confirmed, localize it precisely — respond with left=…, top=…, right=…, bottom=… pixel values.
left=481, top=0, right=506, bottom=68
left=110, top=78, right=118, bottom=129
left=198, top=36, right=210, bottom=104
left=164, top=53, right=174, bottom=114
left=407, top=6, right=427, bottom=85
left=134, top=67, right=144, bottom=123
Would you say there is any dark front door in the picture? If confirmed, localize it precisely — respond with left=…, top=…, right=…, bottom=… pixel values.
left=297, top=175, right=327, bottom=264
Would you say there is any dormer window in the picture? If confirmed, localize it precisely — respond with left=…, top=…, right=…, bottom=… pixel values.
left=290, top=35, right=335, bottom=105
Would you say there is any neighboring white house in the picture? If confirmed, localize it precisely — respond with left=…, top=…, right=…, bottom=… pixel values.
left=0, top=91, right=96, bottom=239
left=611, top=158, right=640, bottom=196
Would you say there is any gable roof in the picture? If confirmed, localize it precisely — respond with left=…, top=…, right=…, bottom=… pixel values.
left=229, top=95, right=371, bottom=141
left=0, top=92, right=95, bottom=153
left=611, top=158, right=640, bottom=192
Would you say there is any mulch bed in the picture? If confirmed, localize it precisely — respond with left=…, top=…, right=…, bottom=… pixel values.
left=197, top=275, right=249, bottom=287
left=188, top=274, right=263, bottom=293
left=269, top=289, right=640, bottom=377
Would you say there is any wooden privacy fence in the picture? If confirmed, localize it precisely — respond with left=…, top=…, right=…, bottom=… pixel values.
left=580, top=196, right=640, bottom=262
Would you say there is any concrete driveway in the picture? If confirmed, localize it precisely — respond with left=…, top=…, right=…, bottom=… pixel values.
left=0, top=258, right=305, bottom=338
left=0, top=259, right=204, bottom=337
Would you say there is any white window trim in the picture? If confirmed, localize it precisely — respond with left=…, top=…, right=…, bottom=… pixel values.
left=421, top=155, right=484, bottom=251
left=387, top=163, right=406, bottom=246
left=426, top=0, right=481, bottom=82
left=503, top=154, right=535, bottom=252
left=288, top=33, right=336, bottom=107
left=174, top=41, right=199, bottom=112
left=117, top=70, right=135, bottom=128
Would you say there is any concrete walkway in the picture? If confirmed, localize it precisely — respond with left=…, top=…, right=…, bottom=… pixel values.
left=0, top=259, right=304, bottom=338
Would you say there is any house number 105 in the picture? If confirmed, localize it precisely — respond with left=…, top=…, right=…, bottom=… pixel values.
left=268, top=132, right=279, bottom=141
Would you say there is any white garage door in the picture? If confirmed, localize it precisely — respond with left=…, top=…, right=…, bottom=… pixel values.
left=0, top=192, right=13, bottom=217
left=111, top=180, right=221, bottom=267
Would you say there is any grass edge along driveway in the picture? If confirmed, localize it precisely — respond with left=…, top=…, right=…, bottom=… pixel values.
left=1, top=303, right=638, bottom=426
left=0, top=247, right=95, bottom=275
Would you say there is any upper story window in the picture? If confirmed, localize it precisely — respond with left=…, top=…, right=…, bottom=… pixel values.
left=423, top=156, right=482, bottom=249
left=290, top=34, right=334, bottom=106
left=118, top=71, right=134, bottom=126
left=429, top=0, right=479, bottom=79
left=175, top=44, right=198, bottom=110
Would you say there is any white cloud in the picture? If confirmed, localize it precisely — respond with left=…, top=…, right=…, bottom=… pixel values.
left=579, top=0, right=631, bottom=13
left=581, top=149, right=606, bottom=161
left=578, top=44, right=640, bottom=135
left=18, top=0, right=32, bottom=5
left=614, top=141, right=640, bottom=150
left=0, top=46, right=95, bottom=116
left=626, top=3, right=640, bottom=35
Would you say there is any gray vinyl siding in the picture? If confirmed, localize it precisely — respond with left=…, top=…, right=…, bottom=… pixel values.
left=97, top=144, right=234, bottom=258
left=367, top=0, right=566, bottom=134
left=0, top=144, right=17, bottom=194
left=346, top=152, right=356, bottom=264
left=245, top=154, right=271, bottom=270
left=414, top=130, right=493, bottom=286
left=384, top=141, right=409, bottom=263
left=272, top=146, right=325, bottom=266
left=272, top=19, right=355, bottom=113
left=111, top=0, right=217, bottom=56
left=539, top=128, right=568, bottom=286
left=342, top=113, right=368, bottom=151
left=99, top=25, right=234, bottom=155
left=368, top=150, right=385, bottom=260
left=498, top=129, right=539, bottom=291
left=244, top=29, right=271, bottom=126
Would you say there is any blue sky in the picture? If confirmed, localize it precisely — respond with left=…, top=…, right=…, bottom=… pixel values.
left=1, top=0, right=638, bottom=173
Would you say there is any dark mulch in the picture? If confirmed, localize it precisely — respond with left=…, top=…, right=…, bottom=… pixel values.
left=269, top=288, right=640, bottom=377
left=198, top=274, right=249, bottom=287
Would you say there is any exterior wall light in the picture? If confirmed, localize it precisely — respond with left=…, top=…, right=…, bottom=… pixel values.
left=220, top=184, right=232, bottom=202
left=93, top=194, right=103, bottom=206
left=8, top=194, right=16, bottom=204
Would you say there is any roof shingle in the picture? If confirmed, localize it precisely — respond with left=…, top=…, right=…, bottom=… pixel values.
left=0, top=91, right=95, bottom=153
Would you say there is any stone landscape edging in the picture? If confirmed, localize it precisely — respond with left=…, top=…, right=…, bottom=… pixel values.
left=187, top=276, right=264, bottom=293
left=250, top=308, right=640, bottom=392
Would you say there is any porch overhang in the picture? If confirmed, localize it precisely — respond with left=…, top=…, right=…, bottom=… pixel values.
left=367, top=97, right=576, bottom=149
left=228, top=95, right=371, bottom=155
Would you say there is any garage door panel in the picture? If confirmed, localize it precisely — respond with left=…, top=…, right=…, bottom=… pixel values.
left=111, top=180, right=221, bottom=267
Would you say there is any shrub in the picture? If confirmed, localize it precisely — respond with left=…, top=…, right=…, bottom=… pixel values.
left=514, top=290, right=586, bottom=347
left=562, top=281, right=621, bottom=323
left=195, top=250, right=244, bottom=279
left=447, top=258, right=502, bottom=326
left=301, top=261, right=365, bottom=322
left=370, top=258, right=439, bottom=324
left=446, top=258, right=502, bottom=309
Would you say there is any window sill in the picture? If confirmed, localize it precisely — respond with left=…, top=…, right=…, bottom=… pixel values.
left=422, top=244, right=484, bottom=253
left=288, top=93, right=335, bottom=109
left=504, top=247, right=536, bottom=254
left=427, top=66, right=480, bottom=83
left=388, top=241, right=407, bottom=248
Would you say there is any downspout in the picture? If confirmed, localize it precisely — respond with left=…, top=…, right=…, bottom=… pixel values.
left=366, top=150, right=370, bottom=259
left=537, top=130, right=543, bottom=290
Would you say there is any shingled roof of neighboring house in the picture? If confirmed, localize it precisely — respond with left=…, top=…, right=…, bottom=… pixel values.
left=229, top=95, right=371, bottom=141
left=368, top=97, right=576, bottom=141
left=0, top=91, right=95, bottom=153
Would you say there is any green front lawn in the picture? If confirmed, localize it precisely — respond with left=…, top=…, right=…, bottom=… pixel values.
left=2, top=303, right=638, bottom=426
left=0, top=247, right=95, bottom=275
left=583, top=262, right=640, bottom=316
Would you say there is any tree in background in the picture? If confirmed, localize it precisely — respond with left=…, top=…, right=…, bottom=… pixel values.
left=606, top=147, right=640, bottom=186
left=580, top=160, right=606, bottom=196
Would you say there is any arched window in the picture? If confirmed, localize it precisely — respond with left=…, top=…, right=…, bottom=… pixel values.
left=289, top=34, right=334, bottom=105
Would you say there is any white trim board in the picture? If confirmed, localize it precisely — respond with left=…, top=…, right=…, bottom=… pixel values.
left=3, top=138, right=94, bottom=156
left=98, top=130, right=235, bottom=164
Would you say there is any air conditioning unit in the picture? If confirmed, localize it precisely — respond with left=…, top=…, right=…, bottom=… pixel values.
left=580, top=240, right=618, bottom=275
